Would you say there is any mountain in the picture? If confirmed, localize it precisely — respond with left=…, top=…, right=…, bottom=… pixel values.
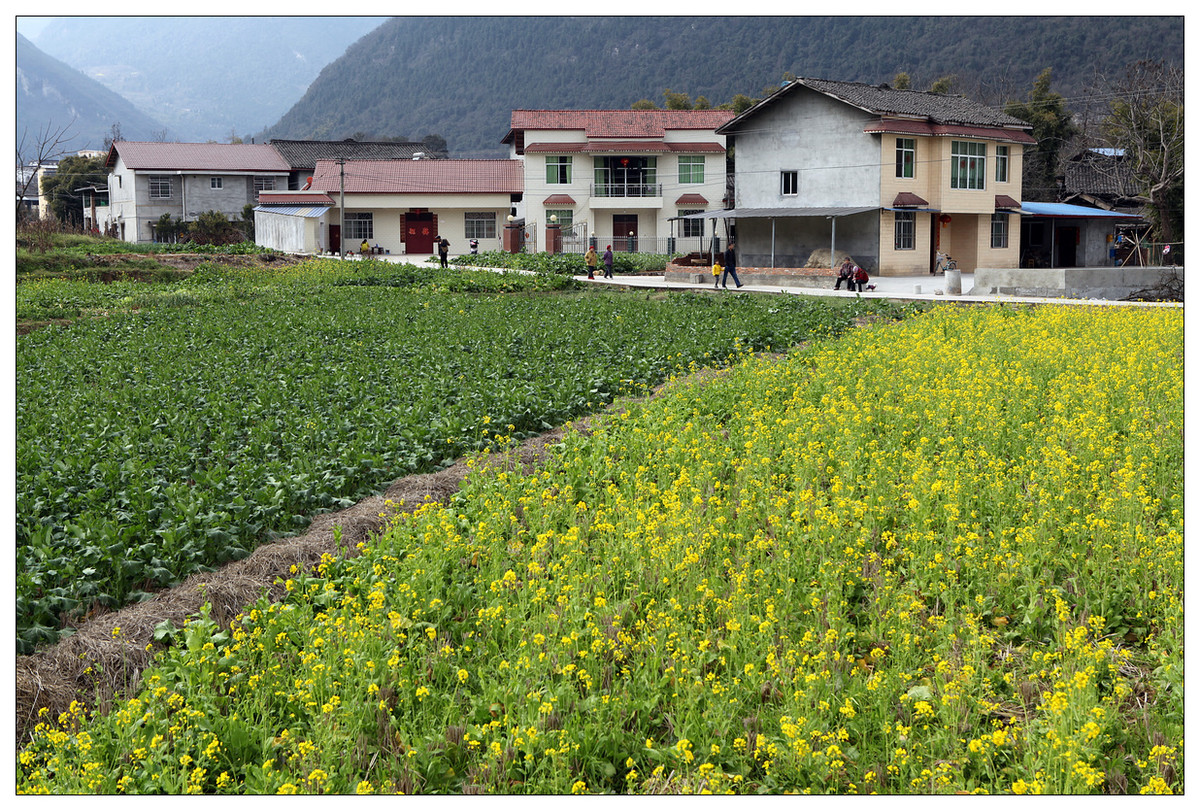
left=16, top=33, right=171, bottom=152
left=27, top=16, right=388, bottom=143
left=260, top=16, right=1183, bottom=158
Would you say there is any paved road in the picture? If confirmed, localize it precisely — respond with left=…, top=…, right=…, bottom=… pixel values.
left=345, top=253, right=1180, bottom=308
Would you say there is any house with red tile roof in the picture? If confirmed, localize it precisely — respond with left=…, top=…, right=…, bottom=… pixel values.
left=254, top=158, right=523, bottom=255
left=705, top=78, right=1037, bottom=276
left=104, top=141, right=292, bottom=242
left=501, top=109, right=734, bottom=253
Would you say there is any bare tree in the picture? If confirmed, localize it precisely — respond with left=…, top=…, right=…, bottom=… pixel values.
left=1096, top=60, right=1184, bottom=243
left=15, top=117, right=79, bottom=219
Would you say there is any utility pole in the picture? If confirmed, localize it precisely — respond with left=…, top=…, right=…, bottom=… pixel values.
left=338, top=157, right=346, bottom=260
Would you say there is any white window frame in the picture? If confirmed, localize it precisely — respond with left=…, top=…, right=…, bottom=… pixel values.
left=781, top=170, right=798, bottom=196
left=254, top=176, right=276, bottom=192
left=991, top=212, right=1009, bottom=248
left=951, top=141, right=987, bottom=190
left=465, top=211, right=497, bottom=239
left=894, top=211, right=916, bottom=250
left=148, top=175, right=172, bottom=199
left=344, top=211, right=373, bottom=241
left=678, top=156, right=705, bottom=184
left=896, top=138, right=916, bottom=179
left=210, top=177, right=223, bottom=190
left=995, top=145, right=1009, bottom=183
left=546, top=155, right=572, bottom=185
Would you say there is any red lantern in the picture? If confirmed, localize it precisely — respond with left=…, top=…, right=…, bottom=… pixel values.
left=939, top=214, right=952, bottom=225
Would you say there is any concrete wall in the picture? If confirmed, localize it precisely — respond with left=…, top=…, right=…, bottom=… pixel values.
left=733, top=87, right=880, bottom=208
left=971, top=265, right=1183, bottom=299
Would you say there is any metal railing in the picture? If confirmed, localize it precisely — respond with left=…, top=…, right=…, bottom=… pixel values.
left=590, top=182, right=663, bottom=199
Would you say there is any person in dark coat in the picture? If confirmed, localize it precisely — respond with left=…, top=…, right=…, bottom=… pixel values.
left=834, top=257, right=854, bottom=290
left=602, top=246, right=614, bottom=278
left=721, top=241, right=743, bottom=289
left=437, top=236, right=450, bottom=268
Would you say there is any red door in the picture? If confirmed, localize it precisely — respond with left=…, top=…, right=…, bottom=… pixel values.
left=407, top=212, right=436, bottom=253
left=613, top=215, right=638, bottom=252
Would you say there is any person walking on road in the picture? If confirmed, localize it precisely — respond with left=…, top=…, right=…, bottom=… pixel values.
left=437, top=236, right=450, bottom=268
left=722, top=241, right=744, bottom=289
left=602, top=245, right=614, bottom=278
left=584, top=246, right=599, bottom=280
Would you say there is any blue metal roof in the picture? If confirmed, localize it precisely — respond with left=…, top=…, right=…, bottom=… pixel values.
left=1020, top=201, right=1140, bottom=219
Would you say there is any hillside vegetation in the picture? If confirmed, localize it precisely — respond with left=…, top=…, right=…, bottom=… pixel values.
left=261, top=16, right=1181, bottom=157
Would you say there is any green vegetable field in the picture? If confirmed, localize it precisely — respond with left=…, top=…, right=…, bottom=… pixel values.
left=15, top=259, right=893, bottom=654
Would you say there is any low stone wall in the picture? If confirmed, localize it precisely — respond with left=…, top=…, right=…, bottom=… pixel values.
left=664, top=261, right=839, bottom=289
left=971, top=266, right=1183, bottom=300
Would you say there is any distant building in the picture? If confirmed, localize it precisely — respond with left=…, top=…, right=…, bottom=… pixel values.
left=104, top=141, right=291, bottom=242
left=711, top=77, right=1036, bottom=276
left=501, top=109, right=735, bottom=253
left=254, top=158, right=522, bottom=255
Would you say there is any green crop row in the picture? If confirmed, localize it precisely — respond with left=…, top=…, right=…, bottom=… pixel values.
left=16, top=260, right=896, bottom=653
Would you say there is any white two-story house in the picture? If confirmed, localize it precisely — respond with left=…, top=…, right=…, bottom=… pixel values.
left=104, top=141, right=292, bottom=242
left=712, top=78, right=1036, bottom=275
left=501, top=109, right=735, bottom=253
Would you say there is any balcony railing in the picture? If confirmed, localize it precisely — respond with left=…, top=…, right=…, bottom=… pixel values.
left=590, top=182, right=662, bottom=199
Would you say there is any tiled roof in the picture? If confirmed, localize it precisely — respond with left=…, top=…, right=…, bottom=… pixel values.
left=892, top=192, right=929, bottom=207
left=1062, top=152, right=1141, bottom=199
left=523, top=141, right=727, bottom=154
left=268, top=139, right=429, bottom=168
left=995, top=194, right=1022, bottom=209
left=720, top=77, right=1034, bottom=135
left=675, top=193, right=709, bottom=206
left=543, top=194, right=576, bottom=205
left=863, top=118, right=1036, bottom=144
left=504, top=109, right=735, bottom=143
left=105, top=141, right=291, bottom=172
left=310, top=159, right=523, bottom=194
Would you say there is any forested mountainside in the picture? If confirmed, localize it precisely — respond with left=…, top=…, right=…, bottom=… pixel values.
left=260, top=16, right=1182, bottom=157
left=16, top=33, right=170, bottom=151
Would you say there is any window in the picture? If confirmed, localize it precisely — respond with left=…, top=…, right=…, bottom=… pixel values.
left=544, top=209, right=573, bottom=228
left=894, top=211, right=916, bottom=250
left=991, top=212, right=1009, bottom=248
left=344, top=212, right=373, bottom=241
left=951, top=141, right=987, bottom=190
left=254, top=176, right=276, bottom=192
left=896, top=138, right=916, bottom=178
left=546, top=156, right=572, bottom=184
left=465, top=211, right=497, bottom=239
left=678, top=156, right=705, bottom=184
left=995, top=145, right=1009, bottom=183
left=781, top=170, right=798, bottom=196
left=149, top=176, right=171, bottom=198
left=678, top=209, right=704, bottom=238
left=210, top=177, right=223, bottom=189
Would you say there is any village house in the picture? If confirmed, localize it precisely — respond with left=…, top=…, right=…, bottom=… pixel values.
left=254, top=158, right=522, bottom=256
left=104, top=141, right=291, bottom=242
left=701, top=77, right=1037, bottom=277
left=501, top=109, right=735, bottom=254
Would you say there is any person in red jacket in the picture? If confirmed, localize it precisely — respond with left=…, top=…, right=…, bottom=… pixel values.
left=853, top=264, right=870, bottom=292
